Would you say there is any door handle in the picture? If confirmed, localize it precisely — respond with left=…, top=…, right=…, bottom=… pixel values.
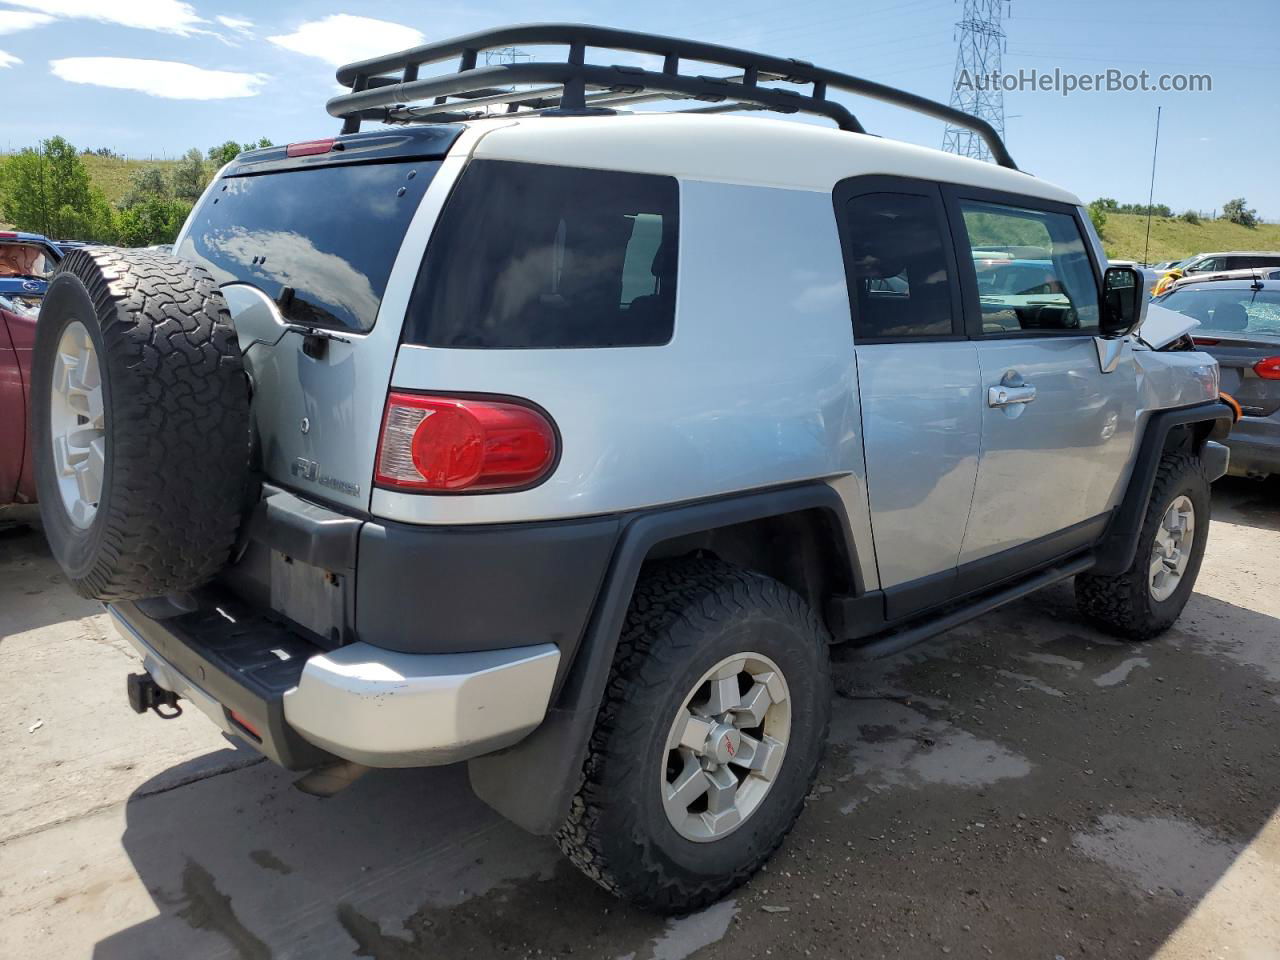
left=988, top=384, right=1036, bottom=407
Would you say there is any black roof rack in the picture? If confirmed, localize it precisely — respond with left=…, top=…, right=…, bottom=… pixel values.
left=328, top=23, right=1018, bottom=170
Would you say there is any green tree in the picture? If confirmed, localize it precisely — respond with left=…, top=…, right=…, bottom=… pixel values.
left=1179, top=210, right=1200, bottom=225
left=117, top=197, right=191, bottom=247
left=1222, top=197, right=1258, bottom=228
left=207, top=137, right=274, bottom=167
left=1087, top=199, right=1109, bottom=236
left=0, top=135, right=118, bottom=241
left=170, top=147, right=207, bottom=201
left=120, top=167, right=171, bottom=210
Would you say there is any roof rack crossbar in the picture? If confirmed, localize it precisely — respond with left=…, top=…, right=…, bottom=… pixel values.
left=328, top=23, right=1016, bottom=169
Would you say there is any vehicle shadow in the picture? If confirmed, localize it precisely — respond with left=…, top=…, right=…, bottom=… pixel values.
left=90, top=582, right=1280, bottom=960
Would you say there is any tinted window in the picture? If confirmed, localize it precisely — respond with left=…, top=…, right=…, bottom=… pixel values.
left=178, top=161, right=437, bottom=332
left=844, top=192, right=955, bottom=340
left=959, top=201, right=1099, bottom=335
left=1158, top=287, right=1280, bottom=335
left=406, top=160, right=678, bottom=349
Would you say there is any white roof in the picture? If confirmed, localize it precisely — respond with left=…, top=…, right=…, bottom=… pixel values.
left=467, top=112, right=1081, bottom=205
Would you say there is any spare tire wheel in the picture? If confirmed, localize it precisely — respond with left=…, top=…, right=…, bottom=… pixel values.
left=31, top=248, right=251, bottom=601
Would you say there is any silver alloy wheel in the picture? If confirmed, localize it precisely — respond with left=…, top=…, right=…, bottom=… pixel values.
left=661, top=652, right=791, bottom=842
left=1149, top=494, right=1195, bottom=602
left=49, top=320, right=106, bottom=528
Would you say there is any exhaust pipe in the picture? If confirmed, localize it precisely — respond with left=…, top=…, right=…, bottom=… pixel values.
left=293, top=760, right=372, bottom=798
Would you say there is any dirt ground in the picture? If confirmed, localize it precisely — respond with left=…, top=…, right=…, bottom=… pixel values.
left=1, top=478, right=1278, bottom=960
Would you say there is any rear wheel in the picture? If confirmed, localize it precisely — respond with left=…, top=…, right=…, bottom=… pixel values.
left=556, top=557, right=831, bottom=913
left=1075, top=452, right=1210, bottom=639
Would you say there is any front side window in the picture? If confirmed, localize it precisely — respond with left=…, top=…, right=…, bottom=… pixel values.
left=959, top=201, right=1099, bottom=335
left=405, top=160, right=678, bottom=349
left=844, top=192, right=955, bottom=340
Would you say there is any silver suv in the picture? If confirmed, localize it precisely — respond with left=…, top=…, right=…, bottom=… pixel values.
left=29, top=25, right=1233, bottom=913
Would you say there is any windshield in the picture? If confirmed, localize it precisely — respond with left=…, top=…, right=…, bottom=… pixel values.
left=178, top=160, right=438, bottom=333
left=0, top=243, right=56, bottom=279
left=1157, top=286, right=1280, bottom=336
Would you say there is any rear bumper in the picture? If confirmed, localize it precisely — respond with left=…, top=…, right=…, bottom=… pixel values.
left=1223, top=418, right=1280, bottom=478
left=108, top=600, right=560, bottom=769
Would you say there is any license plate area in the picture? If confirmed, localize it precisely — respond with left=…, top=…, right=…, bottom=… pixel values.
left=270, top=551, right=349, bottom=649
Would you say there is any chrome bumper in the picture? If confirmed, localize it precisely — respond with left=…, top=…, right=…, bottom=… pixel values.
left=282, top=642, right=560, bottom=767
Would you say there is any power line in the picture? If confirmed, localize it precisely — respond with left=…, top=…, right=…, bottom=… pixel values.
left=941, top=0, right=1009, bottom=163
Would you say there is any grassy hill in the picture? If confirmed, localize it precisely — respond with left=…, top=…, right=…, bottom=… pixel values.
left=80, top=154, right=183, bottom=207
left=1098, top=212, right=1280, bottom=263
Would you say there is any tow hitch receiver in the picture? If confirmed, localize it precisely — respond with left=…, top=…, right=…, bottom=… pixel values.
left=127, top=672, right=183, bottom=718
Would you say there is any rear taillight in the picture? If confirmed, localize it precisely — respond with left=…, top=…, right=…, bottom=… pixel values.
left=374, top=393, right=557, bottom=492
left=1254, top=357, right=1280, bottom=380
left=1192, top=337, right=1220, bottom=346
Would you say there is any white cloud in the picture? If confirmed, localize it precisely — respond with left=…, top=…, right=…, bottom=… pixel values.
left=1, top=0, right=208, bottom=37
left=216, top=15, right=253, bottom=33
left=50, top=57, right=267, bottom=99
left=0, top=11, right=55, bottom=34
left=268, top=15, right=424, bottom=67
left=0, top=49, right=20, bottom=68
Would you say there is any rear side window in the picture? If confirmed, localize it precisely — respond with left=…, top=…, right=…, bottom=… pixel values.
left=843, top=192, right=956, bottom=340
left=178, top=160, right=437, bottom=333
left=405, top=160, right=678, bottom=349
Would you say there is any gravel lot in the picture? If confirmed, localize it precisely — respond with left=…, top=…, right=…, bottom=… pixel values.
left=2, top=478, right=1278, bottom=960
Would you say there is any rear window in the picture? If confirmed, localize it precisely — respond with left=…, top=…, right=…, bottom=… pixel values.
left=1158, top=286, right=1280, bottom=335
left=0, top=242, right=57, bottom=279
left=177, top=161, right=438, bottom=333
left=404, top=160, right=678, bottom=349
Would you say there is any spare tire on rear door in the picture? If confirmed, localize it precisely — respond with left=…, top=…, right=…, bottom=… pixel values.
left=31, top=248, right=251, bottom=601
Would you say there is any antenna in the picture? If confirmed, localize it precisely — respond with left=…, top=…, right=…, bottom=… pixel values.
left=1143, top=105, right=1162, bottom=267
left=942, top=0, right=1008, bottom=163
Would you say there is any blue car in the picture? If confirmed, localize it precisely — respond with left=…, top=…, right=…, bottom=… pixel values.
left=0, top=230, right=64, bottom=303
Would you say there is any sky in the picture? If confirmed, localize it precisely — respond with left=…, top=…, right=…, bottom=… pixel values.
left=1, top=0, right=1277, bottom=218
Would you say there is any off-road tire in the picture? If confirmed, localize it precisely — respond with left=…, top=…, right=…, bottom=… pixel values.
left=1075, top=452, right=1210, bottom=640
left=556, top=556, right=831, bottom=913
left=32, top=248, right=250, bottom=600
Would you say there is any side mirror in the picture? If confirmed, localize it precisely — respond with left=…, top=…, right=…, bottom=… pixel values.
left=1100, top=265, right=1147, bottom=338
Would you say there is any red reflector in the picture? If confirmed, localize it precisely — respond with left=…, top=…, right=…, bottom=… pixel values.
left=374, top=393, right=557, bottom=492
left=286, top=138, right=336, bottom=157
left=0, top=231, right=17, bottom=238
left=1255, top=357, right=1280, bottom=380
left=229, top=710, right=261, bottom=739
left=1192, top=337, right=1220, bottom=346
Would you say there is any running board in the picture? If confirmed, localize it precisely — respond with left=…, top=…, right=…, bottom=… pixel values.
left=849, top=554, right=1095, bottom=661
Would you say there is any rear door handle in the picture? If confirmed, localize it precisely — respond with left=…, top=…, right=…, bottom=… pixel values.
left=988, top=384, right=1036, bottom=407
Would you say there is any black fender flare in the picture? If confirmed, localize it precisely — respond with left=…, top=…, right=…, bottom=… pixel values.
left=1091, top=400, right=1232, bottom=577
left=467, top=481, right=860, bottom=835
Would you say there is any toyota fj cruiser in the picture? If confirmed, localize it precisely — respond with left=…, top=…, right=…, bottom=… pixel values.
left=30, top=25, right=1232, bottom=913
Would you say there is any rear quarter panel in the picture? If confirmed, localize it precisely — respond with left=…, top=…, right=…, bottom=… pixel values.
left=378, top=179, right=866, bottom=529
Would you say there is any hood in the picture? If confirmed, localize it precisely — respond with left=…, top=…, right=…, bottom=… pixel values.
left=1138, top=301, right=1199, bottom=349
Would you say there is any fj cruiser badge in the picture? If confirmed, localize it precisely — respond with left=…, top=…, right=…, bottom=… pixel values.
left=291, top=457, right=360, bottom=497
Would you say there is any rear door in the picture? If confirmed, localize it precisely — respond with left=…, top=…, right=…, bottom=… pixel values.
left=836, top=176, right=980, bottom=617
left=174, top=132, right=459, bottom=514
left=944, top=188, right=1138, bottom=574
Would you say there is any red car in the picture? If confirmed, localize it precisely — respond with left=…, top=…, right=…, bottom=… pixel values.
left=1, top=232, right=60, bottom=512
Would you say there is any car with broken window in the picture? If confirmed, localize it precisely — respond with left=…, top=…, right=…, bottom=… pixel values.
left=29, top=25, right=1233, bottom=912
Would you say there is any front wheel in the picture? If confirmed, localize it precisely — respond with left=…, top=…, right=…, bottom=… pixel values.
left=1075, top=452, right=1210, bottom=640
left=556, top=557, right=831, bottom=913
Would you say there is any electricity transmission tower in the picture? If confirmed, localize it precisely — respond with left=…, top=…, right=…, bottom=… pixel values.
left=941, top=0, right=1009, bottom=162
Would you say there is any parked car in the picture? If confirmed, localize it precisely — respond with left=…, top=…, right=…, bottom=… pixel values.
left=1, top=231, right=60, bottom=511
left=28, top=25, right=1233, bottom=913
left=1168, top=265, right=1280, bottom=292
left=1107, top=258, right=1162, bottom=297
left=1154, top=275, right=1280, bottom=481
left=1180, top=251, right=1280, bottom=276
